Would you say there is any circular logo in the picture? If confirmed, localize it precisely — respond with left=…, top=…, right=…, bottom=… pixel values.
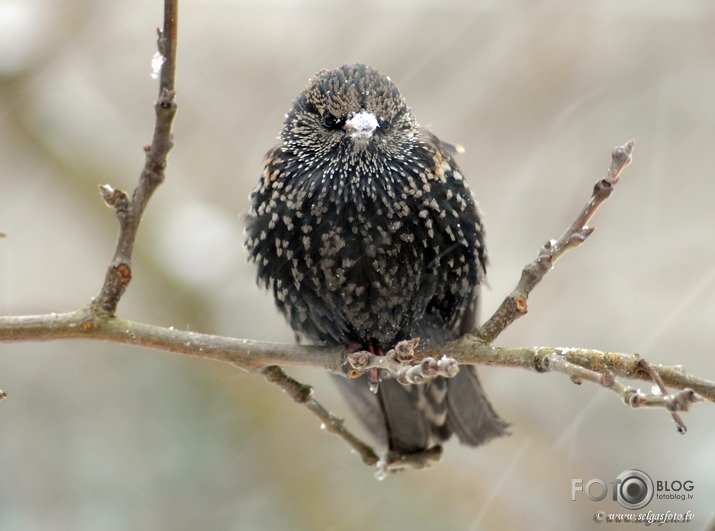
left=615, top=469, right=654, bottom=510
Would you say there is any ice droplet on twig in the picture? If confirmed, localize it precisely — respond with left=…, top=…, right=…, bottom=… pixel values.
left=151, top=51, right=165, bottom=80
left=374, top=461, right=388, bottom=481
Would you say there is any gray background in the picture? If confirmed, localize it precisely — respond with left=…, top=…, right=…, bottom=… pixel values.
left=1, top=0, right=714, bottom=529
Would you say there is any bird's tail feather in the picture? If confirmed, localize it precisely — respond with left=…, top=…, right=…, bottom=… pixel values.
left=332, top=366, right=508, bottom=456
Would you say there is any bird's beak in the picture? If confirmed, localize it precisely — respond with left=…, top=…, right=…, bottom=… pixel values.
left=343, top=110, right=379, bottom=140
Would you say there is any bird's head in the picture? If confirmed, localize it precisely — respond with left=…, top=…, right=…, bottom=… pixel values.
left=282, top=64, right=419, bottom=159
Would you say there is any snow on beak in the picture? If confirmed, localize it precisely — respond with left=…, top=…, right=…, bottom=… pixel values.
left=343, top=109, right=379, bottom=140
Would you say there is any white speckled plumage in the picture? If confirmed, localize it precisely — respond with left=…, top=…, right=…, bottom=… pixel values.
left=245, top=64, right=507, bottom=455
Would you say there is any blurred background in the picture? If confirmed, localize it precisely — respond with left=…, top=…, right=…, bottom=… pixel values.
left=1, top=0, right=714, bottom=529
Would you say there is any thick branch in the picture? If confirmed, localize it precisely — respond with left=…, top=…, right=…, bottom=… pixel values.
left=421, top=339, right=715, bottom=403
left=0, top=310, right=712, bottom=405
left=0, top=308, right=343, bottom=373
left=92, top=0, right=178, bottom=317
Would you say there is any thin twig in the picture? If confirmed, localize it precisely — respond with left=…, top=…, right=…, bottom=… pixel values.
left=542, top=351, right=702, bottom=432
left=637, top=358, right=688, bottom=433
left=260, top=365, right=443, bottom=475
left=260, top=366, right=380, bottom=466
left=92, top=0, right=179, bottom=317
left=475, top=141, right=635, bottom=343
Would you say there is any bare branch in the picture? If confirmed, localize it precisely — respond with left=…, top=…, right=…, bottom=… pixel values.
left=1, top=310, right=712, bottom=404
left=258, top=351, right=446, bottom=474
left=422, top=340, right=715, bottom=402
left=260, top=362, right=445, bottom=475
left=541, top=351, right=702, bottom=432
left=475, top=140, right=635, bottom=343
left=0, top=309, right=344, bottom=372
left=92, top=0, right=179, bottom=317
left=260, top=366, right=380, bottom=467
left=635, top=357, right=688, bottom=433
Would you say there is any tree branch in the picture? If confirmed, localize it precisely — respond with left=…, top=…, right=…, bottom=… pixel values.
left=1, top=310, right=712, bottom=403
left=92, top=0, right=178, bottom=317
left=475, top=140, right=635, bottom=343
left=0, top=309, right=343, bottom=372
left=260, top=366, right=380, bottom=467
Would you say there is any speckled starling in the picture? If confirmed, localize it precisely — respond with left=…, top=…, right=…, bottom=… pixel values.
left=245, top=64, right=508, bottom=456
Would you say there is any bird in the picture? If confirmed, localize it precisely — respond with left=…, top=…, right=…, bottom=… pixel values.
left=245, top=64, right=508, bottom=458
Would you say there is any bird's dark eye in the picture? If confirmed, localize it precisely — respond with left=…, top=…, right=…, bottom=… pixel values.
left=321, top=112, right=343, bottom=130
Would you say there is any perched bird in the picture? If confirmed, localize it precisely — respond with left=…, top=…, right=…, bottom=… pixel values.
left=245, top=64, right=508, bottom=457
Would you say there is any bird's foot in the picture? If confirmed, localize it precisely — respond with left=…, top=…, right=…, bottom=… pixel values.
left=344, top=338, right=459, bottom=385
